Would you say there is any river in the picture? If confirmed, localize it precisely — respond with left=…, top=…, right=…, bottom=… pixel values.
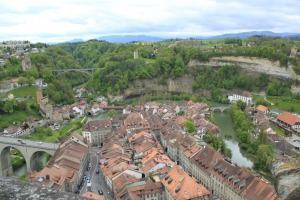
left=13, top=153, right=48, bottom=176
left=212, top=103, right=274, bottom=184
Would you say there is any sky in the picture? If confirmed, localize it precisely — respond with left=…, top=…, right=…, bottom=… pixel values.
left=1, top=0, right=300, bottom=43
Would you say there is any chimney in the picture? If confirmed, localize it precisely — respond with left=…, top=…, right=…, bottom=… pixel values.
left=46, top=174, right=50, bottom=180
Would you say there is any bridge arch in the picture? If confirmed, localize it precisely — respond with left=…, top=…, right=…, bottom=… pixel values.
left=211, top=107, right=230, bottom=112
left=0, top=138, right=58, bottom=177
left=52, top=68, right=103, bottom=78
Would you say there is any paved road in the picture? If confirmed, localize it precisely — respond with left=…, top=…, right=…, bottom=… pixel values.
left=0, top=136, right=59, bottom=150
left=79, top=147, right=115, bottom=199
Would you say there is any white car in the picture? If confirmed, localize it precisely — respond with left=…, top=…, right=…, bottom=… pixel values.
left=37, top=142, right=43, bottom=145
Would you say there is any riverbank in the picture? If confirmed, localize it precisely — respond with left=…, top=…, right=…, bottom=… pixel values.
left=213, top=108, right=274, bottom=184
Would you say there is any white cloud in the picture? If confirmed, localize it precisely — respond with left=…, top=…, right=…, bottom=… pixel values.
left=0, top=0, right=299, bottom=42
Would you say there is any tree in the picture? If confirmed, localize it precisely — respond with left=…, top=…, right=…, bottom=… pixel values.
left=18, top=77, right=27, bottom=86
left=108, top=109, right=117, bottom=118
left=254, top=145, right=275, bottom=170
left=178, top=110, right=185, bottom=115
left=258, top=129, right=267, bottom=145
left=184, top=120, right=195, bottom=133
left=236, top=100, right=246, bottom=111
left=19, top=100, right=27, bottom=110
left=27, top=76, right=35, bottom=86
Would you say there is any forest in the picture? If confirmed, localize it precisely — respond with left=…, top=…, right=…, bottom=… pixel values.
left=2, top=35, right=300, bottom=105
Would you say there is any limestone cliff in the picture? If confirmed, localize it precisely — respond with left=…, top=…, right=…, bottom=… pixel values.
left=189, top=56, right=300, bottom=80
left=123, top=74, right=211, bottom=98
left=0, top=177, right=89, bottom=200
left=122, top=56, right=300, bottom=99
left=270, top=157, right=300, bottom=200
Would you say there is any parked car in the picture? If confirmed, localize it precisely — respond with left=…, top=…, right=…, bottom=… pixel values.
left=21, top=141, right=26, bottom=144
left=37, top=142, right=42, bottom=145
left=96, top=170, right=99, bottom=174
left=98, top=190, right=103, bottom=195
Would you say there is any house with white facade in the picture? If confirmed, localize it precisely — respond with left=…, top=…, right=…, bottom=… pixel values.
left=227, top=90, right=252, bottom=105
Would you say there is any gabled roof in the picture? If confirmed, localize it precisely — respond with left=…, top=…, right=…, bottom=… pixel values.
left=257, top=105, right=268, bottom=112
left=277, top=111, right=300, bottom=126
left=161, top=165, right=210, bottom=199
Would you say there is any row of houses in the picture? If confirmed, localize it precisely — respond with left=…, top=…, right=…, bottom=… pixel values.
left=84, top=100, right=279, bottom=200
left=28, top=132, right=90, bottom=193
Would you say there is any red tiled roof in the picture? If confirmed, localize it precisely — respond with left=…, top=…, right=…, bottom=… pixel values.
left=277, top=112, right=300, bottom=126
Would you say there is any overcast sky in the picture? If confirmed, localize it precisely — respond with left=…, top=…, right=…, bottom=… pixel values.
left=1, top=0, right=300, bottom=43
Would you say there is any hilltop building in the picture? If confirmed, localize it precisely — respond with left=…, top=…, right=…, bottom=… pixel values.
left=22, top=54, right=31, bottom=71
left=0, top=40, right=30, bottom=49
left=134, top=49, right=138, bottom=59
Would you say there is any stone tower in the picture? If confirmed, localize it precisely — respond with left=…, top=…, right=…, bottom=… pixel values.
left=22, top=54, right=31, bottom=71
left=134, top=49, right=138, bottom=59
left=290, top=44, right=298, bottom=57
left=36, top=87, right=43, bottom=104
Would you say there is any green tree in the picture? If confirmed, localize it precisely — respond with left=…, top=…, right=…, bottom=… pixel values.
left=184, top=120, right=195, bottom=133
left=258, top=129, right=267, bottom=145
left=254, top=145, right=275, bottom=170
left=108, top=109, right=117, bottom=118
left=18, top=77, right=27, bottom=86
left=27, top=76, right=35, bottom=86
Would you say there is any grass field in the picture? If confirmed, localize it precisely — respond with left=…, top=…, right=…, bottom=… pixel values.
left=268, top=98, right=300, bottom=112
left=24, top=129, right=61, bottom=142
left=253, top=94, right=300, bottom=112
left=0, top=110, right=41, bottom=125
left=0, top=86, right=38, bottom=98
left=59, top=117, right=87, bottom=135
left=144, top=58, right=156, bottom=64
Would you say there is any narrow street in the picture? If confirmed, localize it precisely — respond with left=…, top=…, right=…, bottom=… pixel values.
left=79, top=147, right=115, bottom=200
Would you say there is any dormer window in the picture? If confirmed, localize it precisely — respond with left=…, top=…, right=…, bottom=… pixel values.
left=239, top=183, right=246, bottom=189
left=214, top=166, right=219, bottom=171
left=228, top=175, right=234, bottom=181
left=233, top=179, right=240, bottom=185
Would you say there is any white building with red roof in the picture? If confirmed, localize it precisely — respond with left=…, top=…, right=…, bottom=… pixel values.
left=277, top=111, right=300, bottom=129
left=228, top=90, right=252, bottom=105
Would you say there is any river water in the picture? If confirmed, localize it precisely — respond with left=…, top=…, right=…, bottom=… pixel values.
left=212, top=103, right=274, bottom=183
left=13, top=153, right=48, bottom=176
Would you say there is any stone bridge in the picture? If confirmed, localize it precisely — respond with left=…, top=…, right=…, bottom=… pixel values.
left=0, top=137, right=59, bottom=177
left=210, top=107, right=230, bottom=112
left=52, top=68, right=104, bottom=77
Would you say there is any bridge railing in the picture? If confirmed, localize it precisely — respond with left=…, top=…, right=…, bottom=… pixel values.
left=0, top=137, right=58, bottom=151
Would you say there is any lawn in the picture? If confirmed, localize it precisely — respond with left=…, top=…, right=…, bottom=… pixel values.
left=267, top=97, right=300, bottom=112
left=0, top=85, right=38, bottom=98
left=59, top=116, right=87, bottom=136
left=23, top=129, right=61, bottom=142
left=144, top=58, right=156, bottom=64
left=0, top=110, right=41, bottom=125
left=252, top=94, right=300, bottom=112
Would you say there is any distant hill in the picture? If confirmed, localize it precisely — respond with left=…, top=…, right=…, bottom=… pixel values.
left=207, top=31, right=298, bottom=39
left=68, top=38, right=84, bottom=43
left=95, top=35, right=165, bottom=43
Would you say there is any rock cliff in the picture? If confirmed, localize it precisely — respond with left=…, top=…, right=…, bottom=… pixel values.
left=123, top=74, right=211, bottom=99
left=270, top=157, right=300, bottom=200
left=0, top=177, right=89, bottom=200
left=122, top=56, right=300, bottom=99
left=189, top=56, right=300, bottom=80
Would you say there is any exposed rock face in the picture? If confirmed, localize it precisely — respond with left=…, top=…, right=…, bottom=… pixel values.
left=121, top=56, right=300, bottom=99
left=189, top=56, right=300, bottom=80
left=0, top=177, right=89, bottom=200
left=270, top=157, right=300, bottom=200
left=123, top=74, right=211, bottom=98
